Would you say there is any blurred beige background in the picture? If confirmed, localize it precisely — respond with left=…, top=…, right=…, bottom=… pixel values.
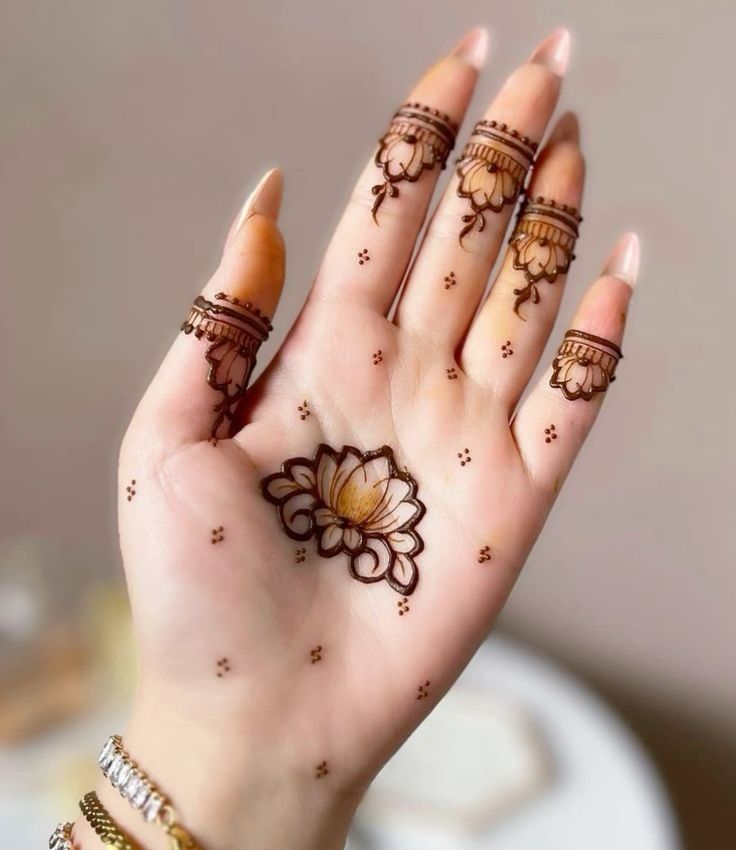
left=1, top=0, right=734, bottom=844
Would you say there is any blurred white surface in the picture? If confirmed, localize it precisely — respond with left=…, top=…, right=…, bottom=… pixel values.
left=352, top=636, right=681, bottom=850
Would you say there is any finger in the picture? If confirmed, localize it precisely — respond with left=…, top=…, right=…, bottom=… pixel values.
left=395, top=28, right=570, bottom=346
left=512, top=233, right=640, bottom=493
left=462, top=112, right=585, bottom=409
left=129, top=168, right=286, bottom=449
left=308, top=28, right=487, bottom=315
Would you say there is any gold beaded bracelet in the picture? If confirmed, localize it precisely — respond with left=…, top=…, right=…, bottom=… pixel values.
left=49, top=821, right=75, bottom=850
left=79, top=792, right=142, bottom=850
left=98, top=735, right=201, bottom=850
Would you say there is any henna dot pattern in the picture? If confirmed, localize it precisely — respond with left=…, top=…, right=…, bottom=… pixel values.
left=211, top=526, right=224, bottom=544
left=125, top=480, right=136, bottom=502
left=501, top=340, right=514, bottom=358
left=216, top=657, right=231, bottom=677
left=314, top=761, right=329, bottom=779
left=357, top=248, right=371, bottom=265
left=477, top=545, right=492, bottom=563
left=444, top=271, right=457, bottom=290
left=298, top=400, right=311, bottom=420
left=397, top=597, right=410, bottom=616
left=295, top=547, right=307, bottom=564
left=310, top=645, right=323, bottom=664
left=416, top=681, right=430, bottom=700
left=372, top=350, right=383, bottom=365
left=544, top=424, right=558, bottom=444
left=446, top=367, right=459, bottom=380
left=458, top=448, right=472, bottom=467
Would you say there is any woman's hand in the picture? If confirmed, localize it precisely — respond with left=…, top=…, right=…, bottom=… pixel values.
left=76, top=26, right=639, bottom=850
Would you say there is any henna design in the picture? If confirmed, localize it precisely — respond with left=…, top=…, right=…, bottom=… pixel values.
left=357, top=248, right=370, bottom=265
left=372, top=102, right=458, bottom=222
left=310, top=645, right=322, bottom=664
left=509, top=196, right=582, bottom=318
left=416, top=680, right=430, bottom=700
left=446, top=367, right=458, bottom=380
left=544, top=424, right=557, bottom=443
left=314, top=761, right=329, bottom=779
left=211, top=526, right=224, bottom=544
left=216, top=657, right=231, bottom=677
left=372, top=349, right=383, bottom=365
left=456, top=120, right=538, bottom=245
left=261, top=445, right=426, bottom=596
left=501, top=340, right=514, bottom=358
left=295, top=547, right=307, bottom=564
left=477, top=545, right=492, bottom=563
left=444, top=271, right=457, bottom=290
left=181, top=293, right=272, bottom=441
left=550, top=330, right=622, bottom=401
left=397, top=597, right=410, bottom=616
left=125, top=480, right=136, bottom=501
left=298, top=400, right=311, bottom=420
left=457, top=448, right=472, bottom=467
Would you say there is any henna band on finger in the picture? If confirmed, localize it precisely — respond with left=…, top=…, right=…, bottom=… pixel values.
left=181, top=292, right=272, bottom=442
left=509, top=196, right=582, bottom=319
left=550, top=329, right=622, bottom=401
left=456, top=120, right=538, bottom=245
left=372, top=102, right=458, bottom=222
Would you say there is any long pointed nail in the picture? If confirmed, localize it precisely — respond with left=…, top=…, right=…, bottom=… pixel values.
left=235, top=167, right=284, bottom=232
left=603, top=232, right=640, bottom=288
left=548, top=111, right=580, bottom=145
left=451, top=27, right=489, bottom=71
left=530, top=27, right=571, bottom=77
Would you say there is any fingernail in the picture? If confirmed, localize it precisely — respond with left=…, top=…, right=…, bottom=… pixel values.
left=235, top=167, right=284, bottom=232
left=530, top=27, right=571, bottom=77
left=548, top=111, right=580, bottom=145
left=451, top=27, right=489, bottom=71
left=603, top=232, right=640, bottom=288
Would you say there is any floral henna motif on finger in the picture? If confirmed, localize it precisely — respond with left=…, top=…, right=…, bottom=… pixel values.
left=456, top=120, right=538, bottom=245
left=509, top=196, right=582, bottom=318
left=372, top=102, right=458, bottom=222
left=181, top=293, right=272, bottom=442
left=550, top=330, right=622, bottom=401
left=260, top=444, right=426, bottom=596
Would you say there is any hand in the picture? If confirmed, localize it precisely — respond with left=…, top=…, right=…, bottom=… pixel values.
left=76, top=26, right=639, bottom=850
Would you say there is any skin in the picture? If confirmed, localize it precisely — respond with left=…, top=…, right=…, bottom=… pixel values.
left=73, top=26, right=639, bottom=850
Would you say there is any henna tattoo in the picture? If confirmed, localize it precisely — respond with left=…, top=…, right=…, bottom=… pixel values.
left=310, top=645, right=322, bottom=664
left=211, top=526, right=224, bottom=544
left=357, top=248, right=370, bottom=265
left=550, top=330, right=622, bottom=401
left=501, top=340, right=514, bottom=358
left=416, top=680, right=430, bottom=700
left=397, top=597, right=410, bottom=616
left=456, top=120, right=538, bottom=245
left=457, top=448, right=472, bottom=467
left=261, top=445, right=425, bottom=596
left=125, top=479, right=136, bottom=501
left=314, top=761, right=329, bottom=779
left=181, top=293, right=272, bottom=441
left=295, top=547, right=307, bottom=564
left=298, top=400, right=311, bottom=420
left=544, top=424, right=558, bottom=443
left=372, top=102, right=458, bottom=222
left=444, top=271, right=457, bottom=290
left=216, top=657, right=231, bottom=677
left=477, top=545, right=492, bottom=563
left=446, top=367, right=459, bottom=380
left=509, top=196, right=582, bottom=318
left=372, top=349, right=383, bottom=365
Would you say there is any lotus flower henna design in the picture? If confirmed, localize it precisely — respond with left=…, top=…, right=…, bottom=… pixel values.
left=260, top=444, right=426, bottom=596
left=550, top=330, right=622, bottom=401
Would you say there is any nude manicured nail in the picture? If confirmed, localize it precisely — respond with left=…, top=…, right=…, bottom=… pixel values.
left=235, top=167, right=284, bottom=231
left=548, top=111, right=580, bottom=145
left=451, top=27, right=489, bottom=71
left=603, top=232, right=641, bottom=288
left=530, top=27, right=571, bottom=77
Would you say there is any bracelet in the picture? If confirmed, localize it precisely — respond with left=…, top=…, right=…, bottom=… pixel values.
left=49, top=822, right=75, bottom=850
left=79, top=792, right=142, bottom=850
left=98, top=735, right=202, bottom=850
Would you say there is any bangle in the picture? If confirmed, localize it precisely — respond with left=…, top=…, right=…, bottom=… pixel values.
left=49, top=822, right=75, bottom=849
left=79, top=792, right=142, bottom=850
left=98, top=735, right=202, bottom=849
